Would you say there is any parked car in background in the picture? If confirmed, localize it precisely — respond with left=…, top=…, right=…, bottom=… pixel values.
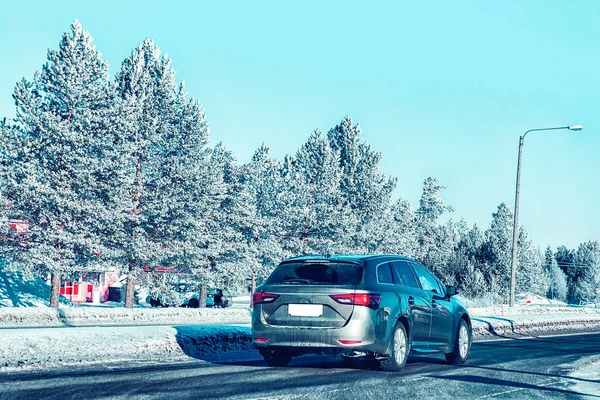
left=252, top=254, right=471, bottom=371
left=185, top=287, right=233, bottom=308
left=147, top=282, right=234, bottom=308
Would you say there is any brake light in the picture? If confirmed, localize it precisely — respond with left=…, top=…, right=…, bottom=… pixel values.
left=330, top=293, right=380, bottom=310
left=339, top=340, right=362, bottom=345
left=254, top=338, right=269, bottom=343
left=252, top=292, right=280, bottom=305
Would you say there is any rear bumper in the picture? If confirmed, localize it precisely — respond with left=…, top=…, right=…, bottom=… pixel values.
left=252, top=306, right=387, bottom=355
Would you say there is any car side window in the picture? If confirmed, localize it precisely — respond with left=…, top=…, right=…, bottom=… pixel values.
left=391, top=261, right=419, bottom=288
left=377, top=263, right=394, bottom=284
left=411, top=264, right=444, bottom=295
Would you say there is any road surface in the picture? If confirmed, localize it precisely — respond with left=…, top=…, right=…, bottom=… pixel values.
left=1, top=332, right=599, bottom=399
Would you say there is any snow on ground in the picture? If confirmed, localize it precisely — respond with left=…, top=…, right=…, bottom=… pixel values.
left=0, top=306, right=251, bottom=328
left=0, top=324, right=252, bottom=370
left=567, top=355, right=600, bottom=399
left=0, top=265, right=70, bottom=308
left=472, top=313, right=600, bottom=339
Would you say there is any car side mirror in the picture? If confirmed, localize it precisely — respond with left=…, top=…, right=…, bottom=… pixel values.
left=446, top=285, right=459, bottom=297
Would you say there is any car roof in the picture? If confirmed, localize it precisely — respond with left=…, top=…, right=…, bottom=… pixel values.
left=282, top=254, right=415, bottom=263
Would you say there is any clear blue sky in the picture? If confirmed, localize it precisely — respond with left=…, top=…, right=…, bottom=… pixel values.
left=1, top=0, right=598, bottom=250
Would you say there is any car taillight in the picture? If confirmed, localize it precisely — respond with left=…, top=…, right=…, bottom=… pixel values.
left=252, top=292, right=280, bottom=305
left=330, top=293, right=381, bottom=310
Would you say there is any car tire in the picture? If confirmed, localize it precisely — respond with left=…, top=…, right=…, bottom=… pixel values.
left=149, top=299, right=158, bottom=307
left=380, top=322, right=410, bottom=372
left=445, top=319, right=471, bottom=365
left=259, top=349, right=292, bottom=367
left=188, top=299, right=199, bottom=309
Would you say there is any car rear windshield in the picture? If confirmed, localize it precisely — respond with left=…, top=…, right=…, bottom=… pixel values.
left=266, top=262, right=363, bottom=285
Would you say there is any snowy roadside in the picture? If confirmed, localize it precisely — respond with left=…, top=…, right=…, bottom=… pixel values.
left=0, top=306, right=251, bottom=329
left=567, top=355, right=600, bottom=399
left=0, top=324, right=253, bottom=371
left=1, top=303, right=596, bottom=329
left=3, top=311, right=600, bottom=372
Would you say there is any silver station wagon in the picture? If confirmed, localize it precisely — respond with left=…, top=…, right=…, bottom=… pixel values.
left=251, top=254, right=472, bottom=371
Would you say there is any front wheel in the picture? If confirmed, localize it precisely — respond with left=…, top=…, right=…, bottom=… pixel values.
left=445, top=319, right=471, bottom=364
left=380, top=322, right=410, bottom=371
left=259, top=348, right=292, bottom=367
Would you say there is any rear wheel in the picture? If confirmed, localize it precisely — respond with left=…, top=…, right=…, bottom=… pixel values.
left=445, top=319, right=471, bottom=364
left=259, top=348, right=292, bottom=367
left=380, top=322, right=409, bottom=372
left=188, top=299, right=199, bottom=309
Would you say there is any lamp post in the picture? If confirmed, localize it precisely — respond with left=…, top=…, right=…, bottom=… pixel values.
left=509, top=125, right=582, bottom=307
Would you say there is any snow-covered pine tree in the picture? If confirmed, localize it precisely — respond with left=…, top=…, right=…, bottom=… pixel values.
left=201, top=143, right=255, bottom=295
left=543, top=246, right=568, bottom=301
left=515, top=226, right=546, bottom=296
left=555, top=245, right=578, bottom=301
left=447, top=223, right=487, bottom=297
left=115, top=39, right=213, bottom=307
left=277, top=154, right=308, bottom=256
left=327, top=116, right=396, bottom=251
left=382, top=198, right=419, bottom=257
left=294, top=130, right=355, bottom=254
left=0, top=20, right=130, bottom=307
left=243, top=145, right=286, bottom=291
left=415, top=177, right=454, bottom=268
left=478, top=203, right=514, bottom=297
left=424, top=219, right=460, bottom=283
left=571, top=241, right=600, bottom=304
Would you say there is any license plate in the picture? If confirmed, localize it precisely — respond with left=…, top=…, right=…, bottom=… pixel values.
left=288, top=304, right=323, bottom=317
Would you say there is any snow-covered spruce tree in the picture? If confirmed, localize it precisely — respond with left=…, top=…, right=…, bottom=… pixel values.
left=415, top=177, right=455, bottom=272
left=446, top=223, right=488, bottom=298
left=294, top=130, right=356, bottom=254
left=148, top=81, right=214, bottom=304
left=243, top=145, right=287, bottom=292
left=327, top=116, right=396, bottom=251
left=0, top=20, right=130, bottom=307
left=424, top=219, right=460, bottom=283
left=543, top=246, right=568, bottom=301
left=200, top=143, right=257, bottom=295
left=114, top=39, right=211, bottom=307
left=381, top=198, right=419, bottom=257
left=478, top=203, right=514, bottom=297
left=277, top=154, right=308, bottom=257
left=555, top=245, right=578, bottom=302
left=570, top=241, right=600, bottom=304
left=515, top=226, right=546, bottom=296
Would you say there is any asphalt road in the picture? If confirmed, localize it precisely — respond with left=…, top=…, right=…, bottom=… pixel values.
left=1, top=332, right=600, bottom=400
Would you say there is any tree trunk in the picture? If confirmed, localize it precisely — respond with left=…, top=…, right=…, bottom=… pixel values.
left=200, top=284, right=207, bottom=308
left=124, top=261, right=136, bottom=308
left=49, top=271, right=61, bottom=308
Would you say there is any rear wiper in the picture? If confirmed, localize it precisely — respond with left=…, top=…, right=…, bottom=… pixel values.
left=281, top=278, right=312, bottom=285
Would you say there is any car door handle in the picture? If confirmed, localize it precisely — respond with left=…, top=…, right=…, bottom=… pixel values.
left=407, top=296, right=415, bottom=305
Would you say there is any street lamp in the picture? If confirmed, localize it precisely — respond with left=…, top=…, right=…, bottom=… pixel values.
left=509, top=125, right=582, bottom=307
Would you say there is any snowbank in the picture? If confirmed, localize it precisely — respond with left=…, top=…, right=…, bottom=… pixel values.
left=0, top=265, right=70, bottom=308
left=0, top=325, right=253, bottom=370
left=472, top=314, right=600, bottom=339
left=469, top=305, right=600, bottom=317
left=0, top=307, right=251, bottom=328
